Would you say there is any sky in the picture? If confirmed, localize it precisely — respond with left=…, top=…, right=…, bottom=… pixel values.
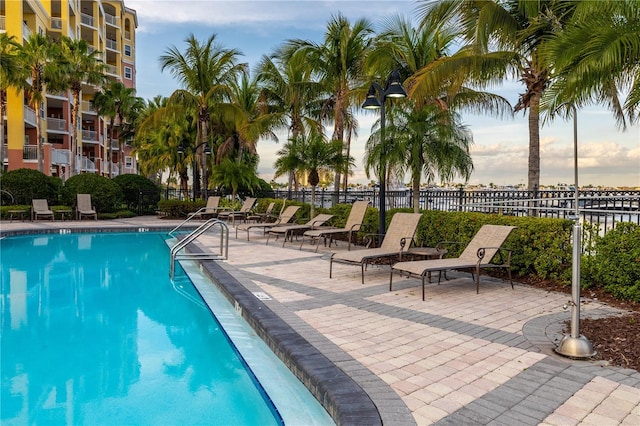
left=127, top=0, right=640, bottom=188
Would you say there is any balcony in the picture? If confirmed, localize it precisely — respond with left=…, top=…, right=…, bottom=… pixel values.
left=105, top=64, right=119, bottom=76
left=106, top=39, right=118, bottom=50
left=81, top=101, right=97, bottom=114
left=23, top=22, right=32, bottom=39
left=82, top=129, right=98, bottom=143
left=105, top=13, right=119, bottom=27
left=52, top=148, right=70, bottom=165
left=46, top=117, right=67, bottom=132
left=24, top=106, right=37, bottom=127
left=110, top=139, right=120, bottom=151
left=51, top=17, right=63, bottom=30
left=23, top=145, right=38, bottom=161
left=104, top=161, right=119, bottom=176
left=81, top=156, right=97, bottom=172
left=1, top=16, right=6, bottom=31
left=81, top=13, right=95, bottom=27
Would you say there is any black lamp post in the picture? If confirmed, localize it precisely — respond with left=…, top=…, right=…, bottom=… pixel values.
left=362, top=69, right=407, bottom=238
left=178, top=141, right=211, bottom=200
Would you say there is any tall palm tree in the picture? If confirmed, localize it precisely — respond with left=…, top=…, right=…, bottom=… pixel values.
left=542, top=0, right=640, bottom=127
left=283, top=14, right=374, bottom=194
left=215, top=70, right=280, bottom=165
left=256, top=48, right=324, bottom=194
left=57, top=36, right=106, bottom=176
left=415, top=0, right=579, bottom=191
left=16, top=33, right=61, bottom=172
left=93, top=81, right=143, bottom=177
left=159, top=33, right=246, bottom=199
left=0, top=34, right=24, bottom=173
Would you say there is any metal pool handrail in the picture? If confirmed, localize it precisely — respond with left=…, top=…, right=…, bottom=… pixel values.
left=169, top=218, right=229, bottom=280
left=167, top=207, right=219, bottom=237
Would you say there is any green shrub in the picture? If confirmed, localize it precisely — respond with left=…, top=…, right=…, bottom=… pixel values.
left=0, top=168, right=59, bottom=205
left=157, top=199, right=204, bottom=218
left=61, top=173, right=124, bottom=213
left=113, top=174, right=161, bottom=214
left=585, top=222, right=640, bottom=302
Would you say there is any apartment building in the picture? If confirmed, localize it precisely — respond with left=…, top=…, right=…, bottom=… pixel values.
left=1, top=0, right=138, bottom=179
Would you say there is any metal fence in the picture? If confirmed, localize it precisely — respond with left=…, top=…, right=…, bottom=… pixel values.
left=161, top=187, right=640, bottom=234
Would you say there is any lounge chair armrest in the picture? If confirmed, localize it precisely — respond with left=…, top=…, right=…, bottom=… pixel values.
left=362, top=232, right=383, bottom=248
left=476, top=246, right=513, bottom=264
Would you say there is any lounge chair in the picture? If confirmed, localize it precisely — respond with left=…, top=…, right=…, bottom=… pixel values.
left=390, top=224, right=516, bottom=300
left=235, top=205, right=301, bottom=241
left=76, top=193, right=97, bottom=220
left=300, top=200, right=370, bottom=252
left=330, top=212, right=422, bottom=284
left=31, top=199, right=54, bottom=221
left=190, top=196, right=225, bottom=219
left=217, top=197, right=256, bottom=224
left=266, top=214, right=334, bottom=247
left=246, top=201, right=276, bottom=223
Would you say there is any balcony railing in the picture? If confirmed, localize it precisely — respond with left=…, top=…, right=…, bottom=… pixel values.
left=105, top=64, right=119, bottom=75
left=81, top=101, right=97, bottom=114
left=104, top=13, right=119, bottom=26
left=106, top=39, right=118, bottom=50
left=80, top=156, right=97, bottom=172
left=24, top=106, right=37, bottom=126
left=52, top=148, right=70, bottom=165
left=23, top=145, right=37, bottom=160
left=51, top=17, right=63, bottom=30
left=46, top=117, right=67, bottom=131
left=110, top=139, right=120, bottom=150
left=82, top=129, right=98, bottom=141
left=104, top=161, right=119, bottom=176
left=23, top=22, right=32, bottom=39
left=0, top=16, right=5, bottom=31
left=2, top=143, right=7, bottom=161
left=81, top=13, right=95, bottom=27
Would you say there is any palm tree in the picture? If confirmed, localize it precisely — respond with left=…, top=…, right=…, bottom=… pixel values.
left=366, top=103, right=474, bottom=213
left=0, top=34, right=24, bottom=173
left=215, top=70, right=280, bottom=165
left=209, top=157, right=260, bottom=200
left=283, top=14, right=374, bottom=194
left=256, top=48, right=324, bottom=194
left=273, top=135, right=305, bottom=192
left=57, top=36, right=106, bottom=176
left=542, top=0, right=640, bottom=127
left=159, top=33, right=246, bottom=199
left=287, top=129, right=353, bottom=218
left=415, top=0, right=580, bottom=190
left=93, top=81, right=143, bottom=177
left=16, top=33, right=60, bottom=172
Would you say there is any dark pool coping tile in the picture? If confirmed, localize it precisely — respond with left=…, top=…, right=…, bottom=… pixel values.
left=198, top=257, right=383, bottom=426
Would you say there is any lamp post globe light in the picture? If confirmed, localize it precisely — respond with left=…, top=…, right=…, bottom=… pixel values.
left=362, top=69, right=407, bottom=238
left=177, top=142, right=211, bottom=200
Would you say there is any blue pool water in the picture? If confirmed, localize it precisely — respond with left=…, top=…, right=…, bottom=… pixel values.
left=0, top=232, right=290, bottom=425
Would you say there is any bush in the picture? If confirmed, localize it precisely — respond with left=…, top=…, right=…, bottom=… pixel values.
left=585, top=222, right=640, bottom=302
left=157, top=199, right=204, bottom=218
left=61, top=173, right=124, bottom=213
left=113, top=174, right=161, bottom=214
left=0, top=168, right=59, bottom=205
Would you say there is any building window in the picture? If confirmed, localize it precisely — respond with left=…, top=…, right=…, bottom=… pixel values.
left=124, top=66, right=132, bottom=79
left=124, top=44, right=131, bottom=56
left=125, top=156, right=133, bottom=168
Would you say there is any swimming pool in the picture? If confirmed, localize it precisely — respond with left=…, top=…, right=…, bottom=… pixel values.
left=0, top=232, right=333, bottom=425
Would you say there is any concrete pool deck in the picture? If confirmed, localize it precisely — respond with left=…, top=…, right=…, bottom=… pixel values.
left=2, top=216, right=639, bottom=425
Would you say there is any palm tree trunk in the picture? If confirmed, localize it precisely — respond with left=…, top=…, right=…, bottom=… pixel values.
left=412, top=176, right=420, bottom=213
left=70, top=90, right=80, bottom=177
left=35, top=99, right=44, bottom=173
left=108, top=119, right=115, bottom=178
left=0, top=92, right=6, bottom=172
left=527, top=93, right=541, bottom=191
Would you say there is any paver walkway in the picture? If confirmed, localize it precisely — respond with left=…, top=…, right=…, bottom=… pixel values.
left=3, top=217, right=639, bottom=425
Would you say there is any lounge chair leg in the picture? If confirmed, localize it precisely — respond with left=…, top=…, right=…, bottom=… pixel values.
left=476, top=265, right=480, bottom=294
left=329, top=258, right=333, bottom=279
left=389, top=269, right=393, bottom=291
left=422, top=275, right=426, bottom=301
left=508, top=268, right=514, bottom=289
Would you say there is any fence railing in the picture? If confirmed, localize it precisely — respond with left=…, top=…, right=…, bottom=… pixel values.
left=161, top=187, right=639, bottom=235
